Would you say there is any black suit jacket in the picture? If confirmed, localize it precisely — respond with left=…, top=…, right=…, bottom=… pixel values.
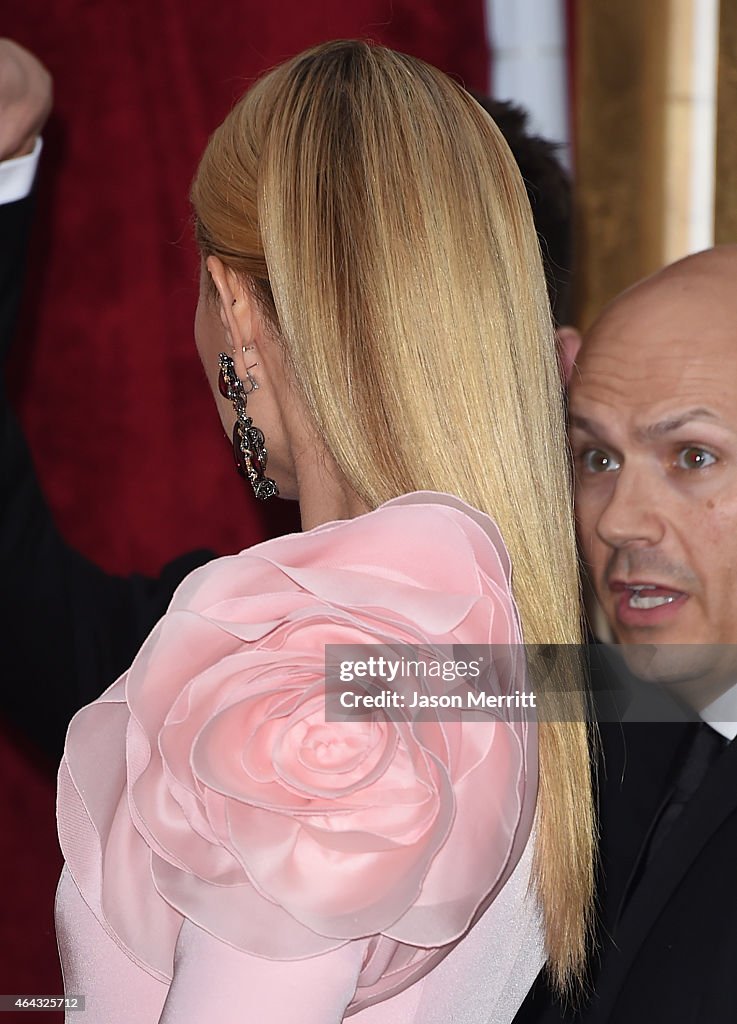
left=0, top=196, right=211, bottom=761
left=585, top=720, right=737, bottom=1023
left=515, top=654, right=737, bottom=1023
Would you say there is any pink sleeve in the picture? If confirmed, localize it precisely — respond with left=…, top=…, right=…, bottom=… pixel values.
left=57, top=495, right=537, bottom=1017
left=159, top=920, right=370, bottom=1024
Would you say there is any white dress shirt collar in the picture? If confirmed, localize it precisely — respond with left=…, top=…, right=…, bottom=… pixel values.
left=701, top=680, right=737, bottom=741
left=0, top=137, right=42, bottom=204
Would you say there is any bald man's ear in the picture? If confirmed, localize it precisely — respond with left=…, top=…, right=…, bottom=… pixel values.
left=556, top=326, right=582, bottom=387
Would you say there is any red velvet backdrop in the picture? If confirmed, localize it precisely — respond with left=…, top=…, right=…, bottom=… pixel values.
left=2, top=0, right=488, bottom=1008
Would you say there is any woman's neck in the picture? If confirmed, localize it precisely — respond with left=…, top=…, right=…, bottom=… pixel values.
left=292, top=443, right=370, bottom=532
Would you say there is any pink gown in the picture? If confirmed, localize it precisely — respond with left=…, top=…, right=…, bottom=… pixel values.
left=56, top=493, right=545, bottom=1023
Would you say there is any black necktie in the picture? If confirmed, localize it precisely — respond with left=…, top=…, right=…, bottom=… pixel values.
left=644, top=722, right=728, bottom=868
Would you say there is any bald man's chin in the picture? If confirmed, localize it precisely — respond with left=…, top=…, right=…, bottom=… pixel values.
left=617, top=643, right=737, bottom=712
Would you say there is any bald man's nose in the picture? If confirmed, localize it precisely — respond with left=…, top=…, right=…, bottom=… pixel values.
left=595, top=466, right=665, bottom=549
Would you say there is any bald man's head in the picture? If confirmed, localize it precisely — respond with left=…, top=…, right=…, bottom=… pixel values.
left=570, top=246, right=737, bottom=705
left=578, top=245, right=737, bottom=375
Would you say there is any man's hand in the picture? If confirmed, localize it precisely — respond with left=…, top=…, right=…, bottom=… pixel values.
left=0, top=39, right=52, bottom=162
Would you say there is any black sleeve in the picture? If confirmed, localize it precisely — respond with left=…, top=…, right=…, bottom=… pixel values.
left=0, top=196, right=213, bottom=761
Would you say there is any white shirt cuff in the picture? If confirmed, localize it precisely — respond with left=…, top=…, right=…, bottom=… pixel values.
left=0, top=137, right=42, bottom=204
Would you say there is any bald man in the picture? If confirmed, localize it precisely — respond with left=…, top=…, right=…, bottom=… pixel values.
left=517, top=248, right=737, bottom=1024
left=572, top=247, right=737, bottom=1022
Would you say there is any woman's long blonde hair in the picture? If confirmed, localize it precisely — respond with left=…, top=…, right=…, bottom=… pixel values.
left=192, top=39, right=593, bottom=992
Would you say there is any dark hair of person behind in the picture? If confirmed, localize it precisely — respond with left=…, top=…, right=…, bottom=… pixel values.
left=474, top=95, right=572, bottom=325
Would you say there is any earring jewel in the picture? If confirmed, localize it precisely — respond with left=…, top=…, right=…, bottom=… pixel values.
left=217, top=352, right=278, bottom=500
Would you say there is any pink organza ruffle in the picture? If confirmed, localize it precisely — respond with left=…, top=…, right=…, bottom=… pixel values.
left=57, top=492, right=537, bottom=1015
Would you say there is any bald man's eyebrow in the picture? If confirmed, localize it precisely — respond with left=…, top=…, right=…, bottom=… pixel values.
left=568, top=408, right=722, bottom=441
left=635, top=408, right=719, bottom=440
left=569, top=414, right=601, bottom=434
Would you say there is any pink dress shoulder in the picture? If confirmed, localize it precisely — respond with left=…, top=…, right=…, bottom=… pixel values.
left=56, top=492, right=544, bottom=1023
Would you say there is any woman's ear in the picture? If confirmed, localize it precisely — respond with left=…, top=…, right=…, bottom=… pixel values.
left=205, top=256, right=256, bottom=364
left=204, top=256, right=271, bottom=390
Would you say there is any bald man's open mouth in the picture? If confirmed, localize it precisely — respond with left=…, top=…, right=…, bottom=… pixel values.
left=610, top=581, right=688, bottom=628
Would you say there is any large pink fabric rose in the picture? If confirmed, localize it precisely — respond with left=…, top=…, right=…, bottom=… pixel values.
left=57, top=492, right=536, bottom=1013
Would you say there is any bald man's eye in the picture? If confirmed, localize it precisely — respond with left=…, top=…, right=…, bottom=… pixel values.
left=577, top=449, right=621, bottom=474
left=674, top=447, right=716, bottom=470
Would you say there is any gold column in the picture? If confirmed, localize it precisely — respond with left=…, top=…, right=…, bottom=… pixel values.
left=715, top=0, right=737, bottom=243
left=662, top=1, right=701, bottom=263
left=574, top=0, right=669, bottom=329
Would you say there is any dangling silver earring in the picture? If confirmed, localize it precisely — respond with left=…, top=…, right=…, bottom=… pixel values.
left=217, top=352, right=278, bottom=500
left=242, top=345, right=259, bottom=395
